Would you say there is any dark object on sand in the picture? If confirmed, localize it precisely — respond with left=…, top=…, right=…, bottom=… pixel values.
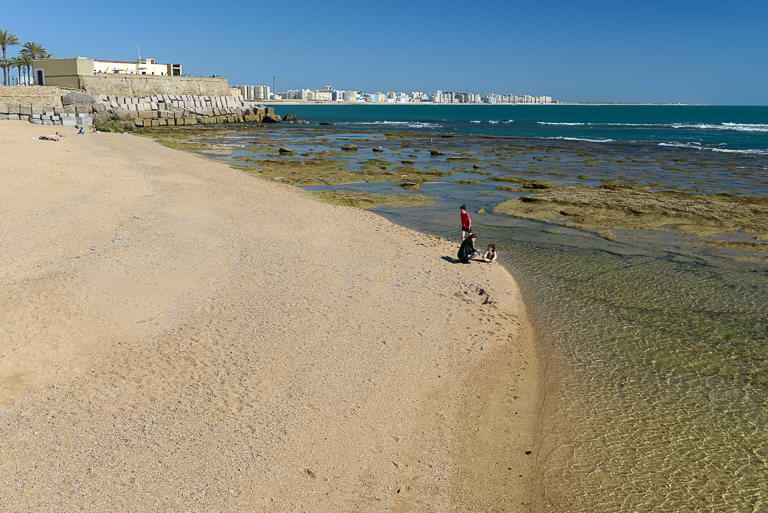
left=430, top=149, right=444, bottom=156
left=457, top=236, right=476, bottom=263
left=278, top=147, right=294, bottom=155
left=341, top=144, right=358, bottom=151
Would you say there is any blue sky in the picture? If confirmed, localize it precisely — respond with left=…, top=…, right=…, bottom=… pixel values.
left=3, top=0, right=767, bottom=104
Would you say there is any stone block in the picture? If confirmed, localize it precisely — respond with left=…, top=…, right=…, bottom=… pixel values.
left=30, top=118, right=42, bottom=125
left=76, top=105, right=93, bottom=115
left=20, top=104, right=32, bottom=115
left=62, top=92, right=96, bottom=106
left=42, top=119, right=53, bottom=125
left=0, top=103, right=7, bottom=115
left=62, top=117, right=77, bottom=127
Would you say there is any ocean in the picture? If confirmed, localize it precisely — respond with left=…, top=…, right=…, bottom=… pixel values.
left=271, top=104, right=768, bottom=155
left=191, top=105, right=768, bottom=512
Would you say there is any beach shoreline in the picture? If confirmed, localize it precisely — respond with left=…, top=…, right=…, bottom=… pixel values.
left=0, top=121, right=542, bottom=512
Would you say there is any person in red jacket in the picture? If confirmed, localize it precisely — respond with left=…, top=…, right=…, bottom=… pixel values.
left=460, top=204, right=472, bottom=241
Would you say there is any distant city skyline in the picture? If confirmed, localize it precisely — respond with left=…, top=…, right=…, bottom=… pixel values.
left=234, top=83, right=555, bottom=104
left=3, top=0, right=768, bottom=105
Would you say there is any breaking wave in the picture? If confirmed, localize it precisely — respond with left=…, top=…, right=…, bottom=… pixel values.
left=658, top=142, right=768, bottom=155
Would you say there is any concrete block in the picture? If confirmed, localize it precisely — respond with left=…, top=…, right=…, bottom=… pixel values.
left=42, top=119, right=53, bottom=125
left=30, top=118, right=42, bottom=125
left=0, top=103, right=7, bottom=115
left=62, top=117, right=77, bottom=127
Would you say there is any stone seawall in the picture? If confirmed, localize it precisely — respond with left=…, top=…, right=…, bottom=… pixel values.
left=0, top=91, right=281, bottom=128
left=0, top=86, right=67, bottom=109
left=97, top=93, right=280, bottom=127
left=79, top=75, right=232, bottom=97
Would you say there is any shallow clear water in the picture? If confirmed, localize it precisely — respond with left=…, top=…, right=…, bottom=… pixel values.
left=191, top=114, right=768, bottom=512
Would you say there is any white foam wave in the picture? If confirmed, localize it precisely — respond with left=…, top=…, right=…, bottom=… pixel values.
left=669, top=123, right=768, bottom=133
left=488, top=120, right=500, bottom=124
left=537, top=121, right=586, bottom=126
left=545, top=136, right=615, bottom=143
left=470, top=120, right=482, bottom=124
left=352, top=121, right=441, bottom=128
left=710, top=147, right=768, bottom=155
left=658, top=142, right=703, bottom=150
left=535, top=121, right=768, bottom=132
left=658, top=142, right=768, bottom=155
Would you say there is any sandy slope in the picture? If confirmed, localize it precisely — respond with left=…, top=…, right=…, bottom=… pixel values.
left=0, top=122, right=540, bottom=512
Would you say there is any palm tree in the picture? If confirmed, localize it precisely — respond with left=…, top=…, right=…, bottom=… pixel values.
left=21, top=41, right=50, bottom=84
left=10, top=56, right=24, bottom=85
left=0, top=29, right=20, bottom=85
left=18, top=50, right=33, bottom=86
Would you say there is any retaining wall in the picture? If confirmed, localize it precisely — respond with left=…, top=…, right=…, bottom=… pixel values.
left=79, top=75, right=232, bottom=97
left=0, top=86, right=67, bottom=109
left=0, top=92, right=281, bottom=128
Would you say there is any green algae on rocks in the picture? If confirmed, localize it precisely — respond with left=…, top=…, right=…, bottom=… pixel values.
left=310, top=191, right=433, bottom=209
left=494, top=185, right=768, bottom=242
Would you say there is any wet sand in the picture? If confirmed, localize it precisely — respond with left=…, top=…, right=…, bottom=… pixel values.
left=0, top=122, right=540, bottom=512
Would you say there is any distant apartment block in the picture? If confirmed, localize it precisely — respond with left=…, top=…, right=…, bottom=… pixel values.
left=236, top=84, right=272, bottom=101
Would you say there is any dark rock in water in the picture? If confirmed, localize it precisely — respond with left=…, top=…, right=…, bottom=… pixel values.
left=262, top=107, right=281, bottom=123
left=522, top=182, right=549, bottom=190
left=319, top=122, right=332, bottom=126
left=473, top=164, right=482, bottom=169
left=399, top=181, right=420, bottom=189
left=341, top=144, right=358, bottom=151
left=283, top=113, right=299, bottom=123
left=372, top=146, right=384, bottom=152
left=520, top=196, right=538, bottom=203
left=430, top=149, right=444, bottom=156
left=278, top=147, right=294, bottom=155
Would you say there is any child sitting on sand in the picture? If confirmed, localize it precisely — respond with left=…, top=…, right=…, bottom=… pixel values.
left=483, top=244, right=498, bottom=263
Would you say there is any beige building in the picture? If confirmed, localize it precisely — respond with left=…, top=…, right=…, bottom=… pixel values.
left=33, top=57, right=183, bottom=88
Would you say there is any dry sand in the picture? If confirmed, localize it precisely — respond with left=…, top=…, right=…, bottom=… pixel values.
left=0, top=121, right=541, bottom=512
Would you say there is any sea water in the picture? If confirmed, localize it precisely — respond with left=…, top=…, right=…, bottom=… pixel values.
left=196, top=105, right=768, bottom=512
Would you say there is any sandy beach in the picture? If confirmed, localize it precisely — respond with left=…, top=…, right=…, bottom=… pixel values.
left=0, top=121, right=540, bottom=512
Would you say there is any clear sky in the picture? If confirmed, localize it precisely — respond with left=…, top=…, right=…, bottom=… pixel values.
left=3, top=0, right=767, bottom=104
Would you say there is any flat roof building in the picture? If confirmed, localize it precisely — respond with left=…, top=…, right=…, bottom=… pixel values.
left=32, top=57, right=183, bottom=88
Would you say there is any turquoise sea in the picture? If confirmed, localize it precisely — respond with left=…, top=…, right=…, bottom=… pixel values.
left=272, top=104, right=768, bottom=154
left=197, top=105, right=768, bottom=512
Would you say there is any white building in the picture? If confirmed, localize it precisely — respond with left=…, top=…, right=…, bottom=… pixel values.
left=93, top=58, right=181, bottom=76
